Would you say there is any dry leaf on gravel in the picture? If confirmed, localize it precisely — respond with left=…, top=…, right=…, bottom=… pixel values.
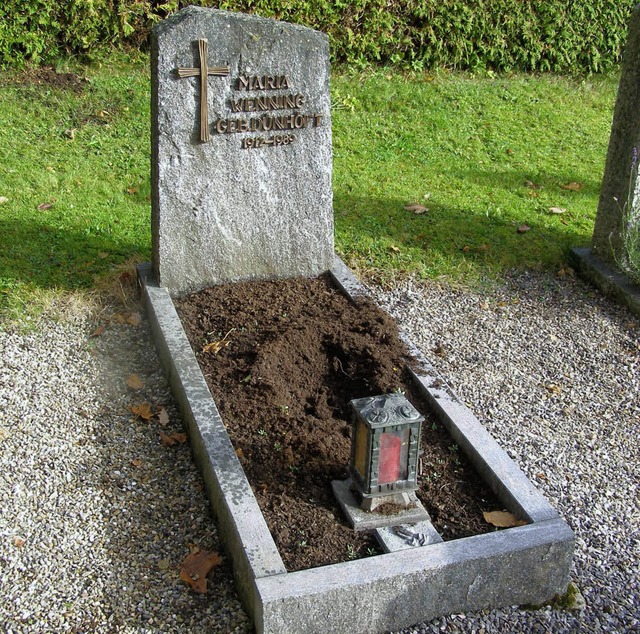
left=180, top=549, right=222, bottom=593
left=127, top=374, right=144, bottom=390
left=157, top=407, right=170, bottom=427
left=126, top=312, right=142, bottom=327
left=160, top=431, right=188, bottom=446
left=91, top=325, right=106, bottom=337
left=483, top=510, right=526, bottom=528
left=130, top=402, right=154, bottom=420
left=13, top=536, right=27, bottom=548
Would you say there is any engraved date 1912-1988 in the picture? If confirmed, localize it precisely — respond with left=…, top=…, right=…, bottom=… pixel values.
left=241, top=134, right=295, bottom=149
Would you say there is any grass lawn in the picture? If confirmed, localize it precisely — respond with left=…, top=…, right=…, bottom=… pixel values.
left=0, top=54, right=619, bottom=321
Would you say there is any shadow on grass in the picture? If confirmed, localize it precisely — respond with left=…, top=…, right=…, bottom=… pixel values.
left=0, top=218, right=145, bottom=293
left=333, top=190, right=592, bottom=277
left=461, top=167, right=602, bottom=200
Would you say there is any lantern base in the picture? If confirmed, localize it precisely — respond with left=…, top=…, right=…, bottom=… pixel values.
left=332, top=477, right=431, bottom=531
left=359, top=490, right=415, bottom=513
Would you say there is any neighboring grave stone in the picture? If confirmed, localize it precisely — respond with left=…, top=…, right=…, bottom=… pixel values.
left=592, top=5, right=640, bottom=265
left=151, top=7, right=334, bottom=295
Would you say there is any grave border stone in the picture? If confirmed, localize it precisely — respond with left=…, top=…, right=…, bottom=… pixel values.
left=138, top=259, right=574, bottom=634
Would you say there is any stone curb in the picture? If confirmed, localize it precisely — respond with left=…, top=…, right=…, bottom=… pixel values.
left=138, top=259, right=574, bottom=634
left=570, top=247, right=640, bottom=319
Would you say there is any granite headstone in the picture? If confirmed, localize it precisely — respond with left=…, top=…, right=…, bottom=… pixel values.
left=151, top=7, right=334, bottom=295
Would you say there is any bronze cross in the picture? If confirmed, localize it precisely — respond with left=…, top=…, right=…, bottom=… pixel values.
left=177, top=38, right=230, bottom=142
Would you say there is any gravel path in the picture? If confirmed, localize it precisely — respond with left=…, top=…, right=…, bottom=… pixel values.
left=1, top=270, right=638, bottom=633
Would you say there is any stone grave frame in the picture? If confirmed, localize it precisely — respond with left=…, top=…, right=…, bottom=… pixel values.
left=140, top=7, right=574, bottom=633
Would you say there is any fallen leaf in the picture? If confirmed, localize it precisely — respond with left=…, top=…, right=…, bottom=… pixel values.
left=203, top=340, right=229, bottom=354
left=536, top=472, right=547, bottom=481
left=557, top=266, right=575, bottom=278
left=91, top=324, right=106, bottom=337
left=64, top=128, right=75, bottom=140
left=548, top=206, right=566, bottom=215
left=524, top=180, right=541, bottom=190
left=98, top=251, right=109, bottom=259
left=37, top=202, right=53, bottom=211
left=203, top=328, right=235, bottom=353
left=126, top=187, right=139, bottom=195
left=160, top=431, right=176, bottom=446
left=506, top=148, right=514, bottom=155
left=130, top=402, right=154, bottom=420
left=160, top=431, right=188, bottom=446
left=157, top=407, right=170, bottom=427
left=545, top=384, right=562, bottom=395
left=483, top=510, right=526, bottom=528
left=462, top=245, right=471, bottom=253
left=404, top=203, right=428, bottom=214
left=235, top=447, right=245, bottom=459
left=126, top=312, right=142, bottom=327
left=111, top=312, right=127, bottom=324
left=477, top=243, right=490, bottom=252
left=13, top=536, right=26, bottom=548
left=389, top=244, right=400, bottom=253
left=517, top=224, right=531, bottom=233
left=127, top=374, right=144, bottom=390
left=157, top=558, right=171, bottom=571
left=180, top=549, right=222, bottom=593
left=560, top=182, right=582, bottom=191
left=130, top=458, right=143, bottom=468
left=0, top=196, right=8, bottom=204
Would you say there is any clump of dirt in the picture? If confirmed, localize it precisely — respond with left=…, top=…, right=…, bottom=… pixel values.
left=6, top=66, right=88, bottom=92
left=176, top=273, right=502, bottom=572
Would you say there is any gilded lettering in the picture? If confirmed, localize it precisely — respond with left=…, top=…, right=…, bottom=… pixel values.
left=235, top=74, right=291, bottom=91
left=216, top=119, right=228, bottom=133
left=314, top=114, right=323, bottom=126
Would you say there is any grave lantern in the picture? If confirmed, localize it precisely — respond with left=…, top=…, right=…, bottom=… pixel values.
left=349, top=393, right=424, bottom=512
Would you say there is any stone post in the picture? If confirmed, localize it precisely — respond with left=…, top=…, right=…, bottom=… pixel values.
left=592, top=4, right=640, bottom=265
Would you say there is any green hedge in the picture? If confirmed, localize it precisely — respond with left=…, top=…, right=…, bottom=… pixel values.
left=0, top=0, right=636, bottom=72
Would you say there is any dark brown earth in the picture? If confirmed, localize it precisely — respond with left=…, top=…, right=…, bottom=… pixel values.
left=5, top=66, right=88, bottom=92
left=176, top=274, right=503, bottom=572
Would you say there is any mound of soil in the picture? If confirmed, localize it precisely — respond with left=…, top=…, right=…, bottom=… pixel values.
left=176, top=274, right=501, bottom=571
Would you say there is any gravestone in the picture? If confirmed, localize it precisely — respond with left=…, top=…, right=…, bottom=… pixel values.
left=151, top=6, right=334, bottom=295
left=592, top=5, right=640, bottom=265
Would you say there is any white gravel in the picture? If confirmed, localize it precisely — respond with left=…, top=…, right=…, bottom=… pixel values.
left=0, top=310, right=250, bottom=633
left=371, top=270, right=640, bottom=633
left=1, top=269, right=638, bottom=633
